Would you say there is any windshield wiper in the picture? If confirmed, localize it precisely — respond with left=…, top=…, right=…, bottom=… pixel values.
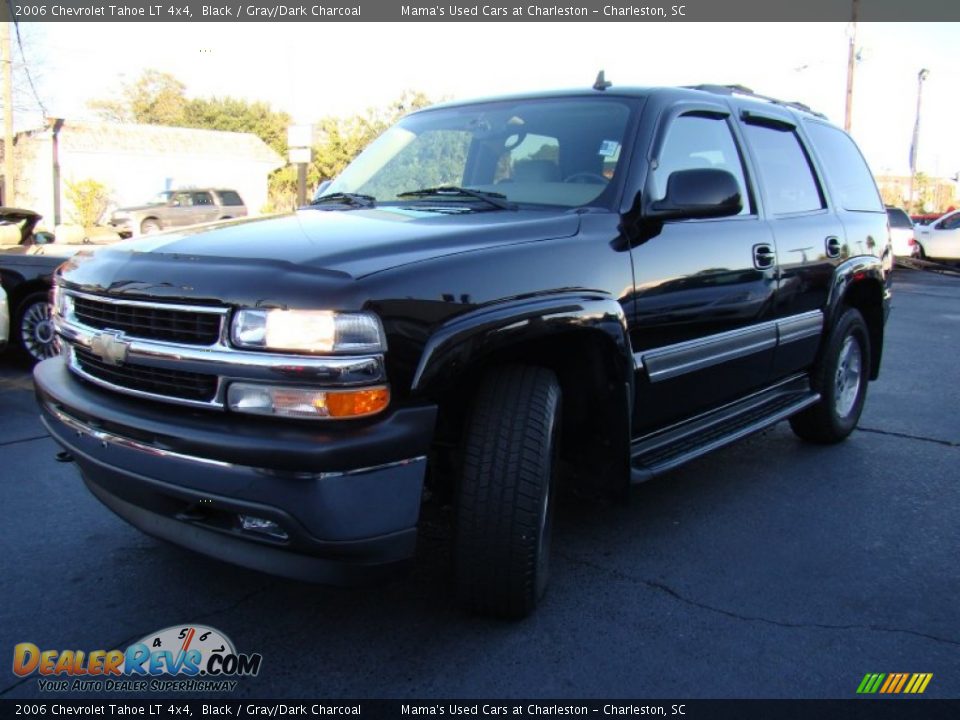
left=396, top=186, right=516, bottom=210
left=310, top=192, right=376, bottom=208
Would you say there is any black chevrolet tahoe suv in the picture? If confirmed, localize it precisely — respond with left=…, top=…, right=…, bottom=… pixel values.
left=35, top=83, right=892, bottom=618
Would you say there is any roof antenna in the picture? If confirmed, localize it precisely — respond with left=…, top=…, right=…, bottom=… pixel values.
left=593, top=70, right=612, bottom=91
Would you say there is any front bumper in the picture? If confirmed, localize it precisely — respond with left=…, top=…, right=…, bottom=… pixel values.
left=34, top=356, right=438, bottom=584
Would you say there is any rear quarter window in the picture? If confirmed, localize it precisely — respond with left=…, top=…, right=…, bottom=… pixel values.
left=217, top=191, right=245, bottom=206
left=805, top=122, right=883, bottom=212
left=886, top=208, right=913, bottom=229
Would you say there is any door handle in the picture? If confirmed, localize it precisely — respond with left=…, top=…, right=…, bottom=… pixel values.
left=753, top=244, right=776, bottom=270
left=825, top=236, right=842, bottom=259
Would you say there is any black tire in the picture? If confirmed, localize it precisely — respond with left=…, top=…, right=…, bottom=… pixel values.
left=455, top=365, right=561, bottom=619
left=140, top=218, right=162, bottom=235
left=790, top=307, right=870, bottom=444
left=16, top=291, right=60, bottom=363
left=913, top=242, right=926, bottom=260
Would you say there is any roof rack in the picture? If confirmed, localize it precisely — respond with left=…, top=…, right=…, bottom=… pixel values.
left=686, top=84, right=827, bottom=120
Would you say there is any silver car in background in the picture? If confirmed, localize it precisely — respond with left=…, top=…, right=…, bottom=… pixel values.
left=886, top=206, right=916, bottom=258
left=108, top=188, right=248, bottom=237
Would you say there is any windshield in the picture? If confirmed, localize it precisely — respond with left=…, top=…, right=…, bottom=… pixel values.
left=323, top=97, right=636, bottom=210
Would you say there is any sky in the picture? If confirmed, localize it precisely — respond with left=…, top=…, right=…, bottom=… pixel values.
left=11, top=21, right=960, bottom=180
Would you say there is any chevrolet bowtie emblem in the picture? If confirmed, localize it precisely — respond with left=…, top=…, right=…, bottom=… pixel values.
left=89, top=331, right=130, bottom=366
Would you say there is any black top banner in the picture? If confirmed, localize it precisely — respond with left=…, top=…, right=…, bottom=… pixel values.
left=1, top=0, right=958, bottom=22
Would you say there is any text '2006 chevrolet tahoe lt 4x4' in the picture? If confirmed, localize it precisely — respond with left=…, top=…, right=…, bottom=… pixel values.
left=35, top=81, right=891, bottom=618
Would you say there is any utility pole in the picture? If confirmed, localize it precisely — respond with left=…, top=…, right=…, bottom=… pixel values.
left=1, top=22, right=13, bottom=206
left=908, top=69, right=930, bottom=214
left=844, top=0, right=859, bottom=132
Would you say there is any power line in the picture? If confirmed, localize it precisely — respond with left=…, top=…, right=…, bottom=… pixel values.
left=5, top=3, right=48, bottom=117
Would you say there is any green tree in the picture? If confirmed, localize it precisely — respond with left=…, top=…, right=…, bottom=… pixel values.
left=89, top=70, right=187, bottom=125
left=183, top=96, right=291, bottom=156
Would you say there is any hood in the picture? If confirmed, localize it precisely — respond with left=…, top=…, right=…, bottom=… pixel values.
left=57, top=206, right=581, bottom=306
left=90, top=207, right=579, bottom=277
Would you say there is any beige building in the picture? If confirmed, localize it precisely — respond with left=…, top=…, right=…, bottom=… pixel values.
left=1, top=121, right=284, bottom=227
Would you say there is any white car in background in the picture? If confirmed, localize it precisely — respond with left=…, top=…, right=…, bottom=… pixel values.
left=914, top=210, right=960, bottom=261
left=886, top=207, right=916, bottom=258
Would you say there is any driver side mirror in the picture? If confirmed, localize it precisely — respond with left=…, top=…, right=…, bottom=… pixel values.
left=646, top=168, right=742, bottom=221
left=32, top=231, right=55, bottom=245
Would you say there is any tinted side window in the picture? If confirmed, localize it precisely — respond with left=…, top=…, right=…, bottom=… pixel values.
left=940, top=213, right=960, bottom=231
left=805, top=122, right=883, bottom=212
left=743, top=123, right=824, bottom=215
left=218, top=191, right=244, bottom=206
left=653, top=114, right=751, bottom=215
left=192, top=192, right=214, bottom=206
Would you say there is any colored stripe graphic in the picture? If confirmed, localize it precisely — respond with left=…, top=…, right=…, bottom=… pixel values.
left=906, top=673, right=933, bottom=694
left=857, top=673, right=932, bottom=694
left=857, top=673, right=885, bottom=694
left=893, top=674, right=910, bottom=693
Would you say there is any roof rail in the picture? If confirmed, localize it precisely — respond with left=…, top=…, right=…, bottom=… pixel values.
left=686, top=84, right=827, bottom=120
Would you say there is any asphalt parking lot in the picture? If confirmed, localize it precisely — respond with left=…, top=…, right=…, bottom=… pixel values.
left=0, top=267, right=957, bottom=700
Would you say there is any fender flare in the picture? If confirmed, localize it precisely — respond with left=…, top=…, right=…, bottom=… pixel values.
left=410, top=291, right=634, bottom=397
left=825, top=255, right=889, bottom=327
left=825, top=254, right=890, bottom=379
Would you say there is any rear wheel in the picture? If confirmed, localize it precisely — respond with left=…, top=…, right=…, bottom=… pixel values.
left=140, top=218, right=162, bottom=235
left=16, top=291, right=59, bottom=363
left=790, top=307, right=870, bottom=444
left=454, top=365, right=561, bottom=619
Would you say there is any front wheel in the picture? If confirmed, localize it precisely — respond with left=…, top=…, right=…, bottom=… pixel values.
left=140, top=218, right=162, bottom=235
left=17, top=292, right=60, bottom=363
left=790, top=307, right=870, bottom=444
left=455, top=365, right=561, bottom=619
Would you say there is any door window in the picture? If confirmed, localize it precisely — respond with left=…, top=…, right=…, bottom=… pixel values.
left=939, top=213, right=960, bottom=231
left=652, top=114, right=752, bottom=215
left=743, top=123, right=824, bottom=215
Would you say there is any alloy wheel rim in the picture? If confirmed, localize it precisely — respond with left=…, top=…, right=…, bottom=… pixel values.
left=834, top=335, right=862, bottom=418
left=21, top=302, right=59, bottom=361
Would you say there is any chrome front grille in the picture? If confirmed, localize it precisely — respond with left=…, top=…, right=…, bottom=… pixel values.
left=72, top=294, right=223, bottom=346
left=73, top=346, right=219, bottom=403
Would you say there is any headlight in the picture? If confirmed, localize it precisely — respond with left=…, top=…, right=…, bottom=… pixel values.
left=231, top=309, right=386, bottom=354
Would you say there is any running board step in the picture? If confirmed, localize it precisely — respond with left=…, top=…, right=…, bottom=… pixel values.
left=630, top=376, right=819, bottom=483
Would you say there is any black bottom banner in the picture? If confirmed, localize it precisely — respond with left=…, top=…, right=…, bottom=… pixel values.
left=2, top=700, right=959, bottom=720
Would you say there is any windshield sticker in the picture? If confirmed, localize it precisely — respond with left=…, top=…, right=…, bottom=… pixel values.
left=598, top=140, right=621, bottom=158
